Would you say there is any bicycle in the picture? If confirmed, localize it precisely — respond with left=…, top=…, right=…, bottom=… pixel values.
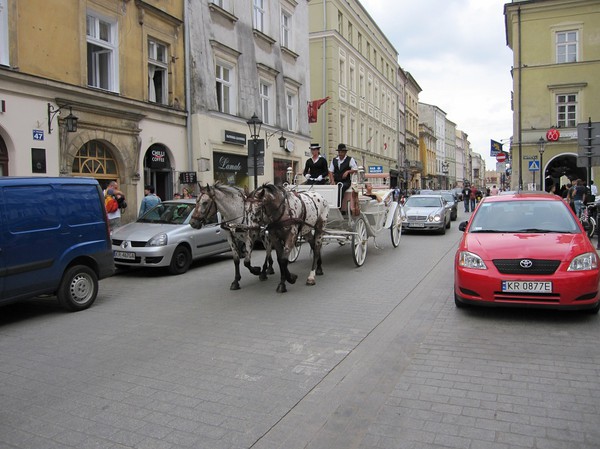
left=579, top=202, right=597, bottom=239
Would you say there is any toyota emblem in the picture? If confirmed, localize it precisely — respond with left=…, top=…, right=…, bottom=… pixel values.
left=519, top=259, right=533, bottom=268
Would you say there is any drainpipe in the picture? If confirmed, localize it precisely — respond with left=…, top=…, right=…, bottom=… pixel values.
left=517, top=6, right=523, bottom=191
left=184, top=0, right=193, bottom=172
left=322, top=0, right=327, bottom=156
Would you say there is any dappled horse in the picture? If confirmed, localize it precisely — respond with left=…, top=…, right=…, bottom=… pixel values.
left=247, top=184, right=328, bottom=293
left=190, top=184, right=274, bottom=290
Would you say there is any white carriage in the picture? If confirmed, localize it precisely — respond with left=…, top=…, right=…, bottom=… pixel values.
left=285, top=167, right=403, bottom=266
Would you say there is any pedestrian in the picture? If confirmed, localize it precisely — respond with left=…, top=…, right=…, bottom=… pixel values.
left=572, top=179, right=586, bottom=216
left=469, top=184, right=478, bottom=212
left=182, top=187, right=192, bottom=199
left=591, top=180, right=598, bottom=196
left=462, top=184, right=471, bottom=212
left=329, top=143, right=358, bottom=196
left=173, top=192, right=182, bottom=199
left=139, top=184, right=161, bottom=218
left=303, top=143, right=328, bottom=184
left=104, top=180, right=124, bottom=232
left=490, top=184, right=499, bottom=195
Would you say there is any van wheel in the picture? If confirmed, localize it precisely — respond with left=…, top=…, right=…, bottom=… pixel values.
left=57, top=265, right=98, bottom=311
left=169, top=245, right=192, bottom=275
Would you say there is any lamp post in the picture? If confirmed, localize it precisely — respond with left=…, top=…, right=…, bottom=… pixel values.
left=246, top=113, right=263, bottom=190
left=442, top=161, right=449, bottom=189
left=538, top=137, right=545, bottom=191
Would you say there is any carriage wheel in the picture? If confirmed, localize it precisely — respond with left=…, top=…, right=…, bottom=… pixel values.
left=390, top=207, right=402, bottom=248
left=352, top=217, right=368, bottom=267
left=288, top=241, right=302, bottom=263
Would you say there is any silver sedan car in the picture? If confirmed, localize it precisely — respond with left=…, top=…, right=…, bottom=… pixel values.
left=111, top=199, right=230, bottom=274
left=401, top=194, right=451, bottom=234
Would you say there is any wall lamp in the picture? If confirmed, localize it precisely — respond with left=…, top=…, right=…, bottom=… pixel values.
left=265, top=130, right=286, bottom=149
left=48, top=103, right=78, bottom=134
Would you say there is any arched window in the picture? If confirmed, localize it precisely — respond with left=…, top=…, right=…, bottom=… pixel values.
left=72, top=140, right=118, bottom=181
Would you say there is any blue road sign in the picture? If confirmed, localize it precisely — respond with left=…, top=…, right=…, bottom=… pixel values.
left=528, top=160, right=540, bottom=172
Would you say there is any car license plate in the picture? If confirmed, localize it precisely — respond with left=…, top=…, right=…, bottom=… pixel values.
left=409, top=223, right=425, bottom=228
left=114, top=250, right=135, bottom=260
left=502, top=280, right=552, bottom=293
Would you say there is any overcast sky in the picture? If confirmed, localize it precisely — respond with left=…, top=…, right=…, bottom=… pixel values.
left=359, top=0, right=514, bottom=169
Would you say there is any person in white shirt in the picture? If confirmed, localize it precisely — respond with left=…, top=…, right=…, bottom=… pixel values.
left=328, top=143, right=358, bottom=196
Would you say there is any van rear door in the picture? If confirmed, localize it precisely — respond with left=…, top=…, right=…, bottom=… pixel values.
left=0, top=183, right=64, bottom=302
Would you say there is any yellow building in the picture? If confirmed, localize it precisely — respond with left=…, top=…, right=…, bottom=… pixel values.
left=308, top=0, right=401, bottom=182
left=0, top=0, right=187, bottom=221
left=419, top=123, right=436, bottom=190
left=505, top=0, right=600, bottom=191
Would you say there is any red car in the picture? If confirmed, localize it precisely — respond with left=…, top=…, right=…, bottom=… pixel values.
left=454, top=192, right=600, bottom=313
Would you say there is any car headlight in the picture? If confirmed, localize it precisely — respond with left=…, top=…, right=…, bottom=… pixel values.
left=430, top=213, right=442, bottom=222
left=148, top=233, right=168, bottom=247
left=401, top=215, right=408, bottom=222
left=568, top=252, right=598, bottom=271
left=458, top=251, right=487, bottom=270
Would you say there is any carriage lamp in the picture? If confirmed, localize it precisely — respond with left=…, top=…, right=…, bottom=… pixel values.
left=286, top=166, right=294, bottom=184
left=538, top=137, right=545, bottom=191
left=357, top=166, right=366, bottom=184
left=48, top=103, right=78, bottom=134
left=247, top=113, right=263, bottom=189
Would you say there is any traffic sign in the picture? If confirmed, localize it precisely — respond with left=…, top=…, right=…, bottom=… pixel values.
left=496, top=152, right=507, bottom=163
left=528, top=160, right=540, bottom=171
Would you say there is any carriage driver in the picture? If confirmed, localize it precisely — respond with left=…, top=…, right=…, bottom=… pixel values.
left=329, top=143, right=358, bottom=196
left=303, top=143, right=329, bottom=185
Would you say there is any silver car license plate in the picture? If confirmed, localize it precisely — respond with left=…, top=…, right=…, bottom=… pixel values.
left=114, top=251, right=135, bottom=260
left=502, top=281, right=552, bottom=293
left=409, top=223, right=425, bottom=228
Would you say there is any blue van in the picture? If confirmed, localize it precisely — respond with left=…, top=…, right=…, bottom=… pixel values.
left=0, top=177, right=115, bottom=311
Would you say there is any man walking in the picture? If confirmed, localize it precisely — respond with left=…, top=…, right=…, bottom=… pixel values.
left=462, top=184, right=471, bottom=212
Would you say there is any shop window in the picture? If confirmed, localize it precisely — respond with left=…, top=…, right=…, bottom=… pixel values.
left=72, top=140, right=118, bottom=181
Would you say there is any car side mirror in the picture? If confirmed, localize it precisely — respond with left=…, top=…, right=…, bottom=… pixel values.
left=459, top=221, right=468, bottom=232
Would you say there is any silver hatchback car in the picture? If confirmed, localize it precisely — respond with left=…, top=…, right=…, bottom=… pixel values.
left=112, top=200, right=230, bottom=274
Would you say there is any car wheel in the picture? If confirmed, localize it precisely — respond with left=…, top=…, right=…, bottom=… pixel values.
left=169, top=245, right=192, bottom=275
left=439, top=224, right=446, bottom=235
left=585, top=302, right=600, bottom=314
left=446, top=217, right=451, bottom=229
left=57, top=265, right=98, bottom=312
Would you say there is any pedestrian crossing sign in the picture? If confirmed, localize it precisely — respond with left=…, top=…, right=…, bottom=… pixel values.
left=528, top=160, right=540, bottom=171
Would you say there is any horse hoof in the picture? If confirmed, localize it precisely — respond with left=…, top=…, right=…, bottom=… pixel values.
left=316, top=267, right=324, bottom=276
left=276, top=284, right=287, bottom=293
left=249, top=267, right=261, bottom=275
left=288, top=273, right=298, bottom=284
left=259, top=274, right=268, bottom=281
left=268, top=268, right=275, bottom=275
left=306, top=279, right=315, bottom=286
left=230, top=283, right=240, bottom=290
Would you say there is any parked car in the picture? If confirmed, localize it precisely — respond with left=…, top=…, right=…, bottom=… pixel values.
left=455, top=192, right=600, bottom=313
left=112, top=199, right=230, bottom=275
left=401, top=194, right=451, bottom=234
left=0, top=177, right=115, bottom=311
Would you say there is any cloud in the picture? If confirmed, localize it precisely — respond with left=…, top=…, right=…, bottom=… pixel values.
left=359, top=0, right=514, bottom=168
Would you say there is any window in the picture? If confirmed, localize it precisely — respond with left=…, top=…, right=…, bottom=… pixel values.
left=253, top=0, right=265, bottom=32
left=72, top=140, right=118, bottom=179
left=349, top=65, right=355, bottom=92
left=339, top=58, right=346, bottom=86
left=340, top=113, right=346, bottom=143
left=211, top=0, right=225, bottom=7
left=286, top=91, right=297, bottom=132
left=148, top=39, right=168, bottom=105
left=260, top=80, right=273, bottom=125
left=338, top=11, right=343, bottom=35
left=357, top=33, right=362, bottom=53
left=0, top=0, right=8, bottom=66
left=216, top=62, right=235, bottom=114
left=556, top=30, right=578, bottom=63
left=359, top=71, right=365, bottom=98
left=557, top=93, right=577, bottom=128
left=281, top=9, right=291, bottom=48
left=347, top=23, right=353, bottom=45
left=86, top=12, right=118, bottom=92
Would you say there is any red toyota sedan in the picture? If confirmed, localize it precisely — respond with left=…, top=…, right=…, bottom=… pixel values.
left=454, top=192, right=600, bottom=313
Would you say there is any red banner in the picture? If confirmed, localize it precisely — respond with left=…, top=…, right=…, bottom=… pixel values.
left=307, top=97, right=330, bottom=123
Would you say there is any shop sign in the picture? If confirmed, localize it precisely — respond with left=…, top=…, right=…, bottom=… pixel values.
left=368, top=165, right=383, bottom=174
left=224, top=130, right=247, bottom=146
left=179, top=172, right=197, bottom=184
left=150, top=148, right=167, bottom=168
left=214, top=152, right=247, bottom=173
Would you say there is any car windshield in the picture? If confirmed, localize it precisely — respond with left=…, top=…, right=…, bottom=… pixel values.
left=469, top=200, right=580, bottom=233
left=138, top=202, right=195, bottom=225
left=405, top=196, right=442, bottom=208
left=439, top=193, right=454, bottom=203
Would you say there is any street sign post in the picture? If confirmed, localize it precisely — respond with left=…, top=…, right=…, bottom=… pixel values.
left=496, top=152, right=507, bottom=163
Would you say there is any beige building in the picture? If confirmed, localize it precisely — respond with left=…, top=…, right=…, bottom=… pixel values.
left=308, top=0, right=402, bottom=183
left=404, top=70, right=422, bottom=190
left=505, top=0, right=600, bottom=191
left=0, top=0, right=187, bottom=221
left=188, top=0, right=312, bottom=189
left=455, top=129, right=470, bottom=188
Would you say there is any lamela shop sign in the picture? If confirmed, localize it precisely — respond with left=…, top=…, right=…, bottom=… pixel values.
left=215, top=152, right=247, bottom=173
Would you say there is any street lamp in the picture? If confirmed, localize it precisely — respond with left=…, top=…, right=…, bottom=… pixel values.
left=246, top=113, right=263, bottom=189
left=538, top=137, right=545, bottom=191
left=442, top=161, right=449, bottom=189
left=48, top=103, right=78, bottom=134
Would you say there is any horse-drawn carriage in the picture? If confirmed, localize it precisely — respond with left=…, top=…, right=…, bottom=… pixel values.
left=285, top=167, right=403, bottom=266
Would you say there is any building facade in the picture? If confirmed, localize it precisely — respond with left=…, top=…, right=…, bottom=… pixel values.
left=188, top=0, right=312, bottom=189
left=505, top=0, right=600, bottom=191
left=0, top=0, right=187, bottom=221
left=308, top=0, right=402, bottom=183
left=404, top=70, right=422, bottom=190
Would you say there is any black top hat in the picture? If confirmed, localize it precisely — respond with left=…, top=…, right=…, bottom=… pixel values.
left=337, top=143, right=347, bottom=151
left=310, top=143, right=321, bottom=151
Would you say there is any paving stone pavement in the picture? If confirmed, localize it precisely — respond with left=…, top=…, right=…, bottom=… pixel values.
left=1, top=215, right=599, bottom=449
